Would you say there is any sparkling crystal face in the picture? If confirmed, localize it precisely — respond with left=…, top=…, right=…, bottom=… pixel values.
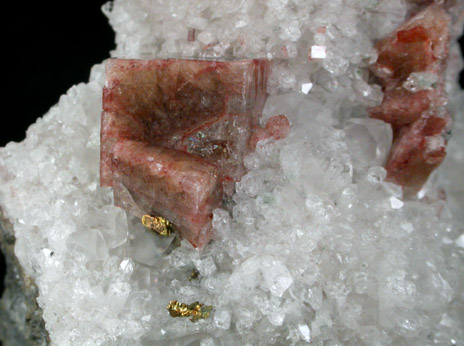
left=101, top=59, right=271, bottom=248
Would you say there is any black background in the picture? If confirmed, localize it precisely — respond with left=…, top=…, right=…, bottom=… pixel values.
left=0, top=2, right=463, bottom=305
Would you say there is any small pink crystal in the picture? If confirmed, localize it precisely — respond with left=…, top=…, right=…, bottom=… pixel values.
left=188, top=29, right=195, bottom=42
left=101, top=59, right=271, bottom=248
left=386, top=113, right=450, bottom=193
left=249, top=115, right=291, bottom=150
left=371, top=4, right=450, bottom=87
left=369, top=89, right=435, bottom=129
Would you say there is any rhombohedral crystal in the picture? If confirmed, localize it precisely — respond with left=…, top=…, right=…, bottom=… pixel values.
left=101, top=59, right=290, bottom=247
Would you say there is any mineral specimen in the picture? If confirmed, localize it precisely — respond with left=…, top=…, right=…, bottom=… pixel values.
left=1, top=0, right=463, bottom=345
left=369, top=4, right=452, bottom=192
left=101, top=59, right=272, bottom=248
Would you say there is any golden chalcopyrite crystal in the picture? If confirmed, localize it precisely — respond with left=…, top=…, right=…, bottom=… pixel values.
left=188, top=269, right=200, bottom=281
left=141, top=215, right=175, bottom=236
left=166, top=301, right=213, bottom=322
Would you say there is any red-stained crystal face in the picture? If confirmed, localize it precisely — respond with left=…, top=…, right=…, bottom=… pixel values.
left=101, top=59, right=271, bottom=248
left=369, top=89, right=435, bottom=129
left=376, top=26, right=435, bottom=82
left=249, top=115, right=290, bottom=150
left=369, top=4, right=451, bottom=193
left=371, top=5, right=450, bottom=87
left=386, top=113, right=450, bottom=193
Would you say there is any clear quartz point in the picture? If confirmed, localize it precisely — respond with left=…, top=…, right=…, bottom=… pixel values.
left=344, top=118, right=393, bottom=169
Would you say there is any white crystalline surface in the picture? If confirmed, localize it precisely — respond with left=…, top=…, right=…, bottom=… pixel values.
left=1, top=0, right=464, bottom=345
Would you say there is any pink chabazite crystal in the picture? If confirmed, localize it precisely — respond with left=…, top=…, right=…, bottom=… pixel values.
left=371, top=4, right=450, bottom=85
left=369, top=89, right=436, bottom=128
left=386, top=113, right=450, bottom=193
left=101, top=58, right=273, bottom=248
left=369, top=4, right=451, bottom=193
left=249, top=115, right=290, bottom=150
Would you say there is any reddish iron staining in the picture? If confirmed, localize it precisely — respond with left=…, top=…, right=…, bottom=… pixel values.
left=101, top=59, right=289, bottom=248
left=386, top=114, right=450, bottom=193
left=281, top=46, right=288, bottom=58
left=316, top=26, right=327, bottom=34
left=188, top=29, right=195, bottom=42
left=375, top=26, right=435, bottom=82
left=249, top=115, right=291, bottom=150
left=369, top=89, right=433, bottom=129
left=396, top=26, right=429, bottom=43
left=408, top=0, right=454, bottom=5
left=369, top=4, right=451, bottom=193
left=110, top=140, right=223, bottom=248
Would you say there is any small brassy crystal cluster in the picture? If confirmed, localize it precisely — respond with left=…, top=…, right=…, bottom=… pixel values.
left=166, top=300, right=213, bottom=322
left=141, top=215, right=174, bottom=236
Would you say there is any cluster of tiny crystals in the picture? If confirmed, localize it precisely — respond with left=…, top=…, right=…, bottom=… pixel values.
left=0, top=0, right=463, bottom=345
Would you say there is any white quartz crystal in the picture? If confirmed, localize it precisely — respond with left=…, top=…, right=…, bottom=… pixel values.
left=310, top=45, right=327, bottom=59
left=301, top=82, right=313, bottom=94
left=389, top=196, right=404, bottom=210
left=403, top=72, right=440, bottom=93
left=0, top=0, right=463, bottom=345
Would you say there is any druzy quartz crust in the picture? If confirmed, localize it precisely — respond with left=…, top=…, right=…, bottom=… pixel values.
left=0, top=0, right=463, bottom=345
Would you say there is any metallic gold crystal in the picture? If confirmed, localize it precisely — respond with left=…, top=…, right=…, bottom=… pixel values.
left=141, top=215, right=174, bottom=236
left=188, top=269, right=200, bottom=281
left=166, top=300, right=213, bottom=322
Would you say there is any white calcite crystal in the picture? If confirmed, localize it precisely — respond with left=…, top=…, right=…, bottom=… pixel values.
left=1, top=0, right=464, bottom=345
